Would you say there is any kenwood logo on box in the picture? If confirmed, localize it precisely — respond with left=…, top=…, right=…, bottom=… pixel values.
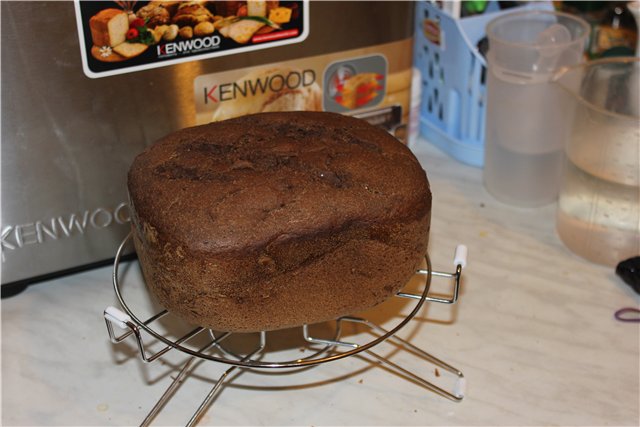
left=1, top=203, right=130, bottom=262
left=203, top=68, right=316, bottom=104
left=157, top=35, right=221, bottom=58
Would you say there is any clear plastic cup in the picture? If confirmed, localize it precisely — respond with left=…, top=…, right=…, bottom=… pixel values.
left=483, top=11, right=590, bottom=207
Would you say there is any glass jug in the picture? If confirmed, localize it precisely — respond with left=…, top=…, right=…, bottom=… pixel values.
left=555, top=57, right=640, bottom=267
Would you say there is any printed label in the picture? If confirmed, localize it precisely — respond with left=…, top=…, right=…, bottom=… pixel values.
left=74, top=1, right=308, bottom=78
left=193, top=41, right=413, bottom=140
left=423, top=16, right=444, bottom=50
left=1, top=203, right=130, bottom=263
left=195, top=65, right=321, bottom=124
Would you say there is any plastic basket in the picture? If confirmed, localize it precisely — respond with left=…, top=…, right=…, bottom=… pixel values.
left=412, top=1, right=553, bottom=167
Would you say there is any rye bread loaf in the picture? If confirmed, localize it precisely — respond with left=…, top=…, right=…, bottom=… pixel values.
left=128, top=112, right=431, bottom=332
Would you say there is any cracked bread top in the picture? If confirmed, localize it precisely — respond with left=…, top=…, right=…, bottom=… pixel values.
left=127, top=112, right=431, bottom=254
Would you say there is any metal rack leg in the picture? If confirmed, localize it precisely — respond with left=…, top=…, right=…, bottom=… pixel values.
left=385, top=333, right=464, bottom=379
left=140, top=355, right=201, bottom=427
left=185, top=333, right=266, bottom=427
left=185, top=364, right=239, bottom=427
left=342, top=318, right=464, bottom=402
left=364, top=349, right=464, bottom=402
left=140, top=333, right=232, bottom=427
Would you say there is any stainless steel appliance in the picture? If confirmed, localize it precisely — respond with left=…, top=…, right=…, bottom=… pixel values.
left=1, top=1, right=414, bottom=288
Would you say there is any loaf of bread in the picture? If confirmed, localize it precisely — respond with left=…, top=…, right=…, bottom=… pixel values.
left=89, top=9, right=129, bottom=47
left=128, top=112, right=431, bottom=332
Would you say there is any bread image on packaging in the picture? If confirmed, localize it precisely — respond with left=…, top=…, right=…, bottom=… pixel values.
left=136, top=2, right=173, bottom=28
left=247, top=0, right=268, bottom=17
left=89, top=8, right=129, bottom=47
left=218, top=19, right=268, bottom=44
left=113, top=42, right=149, bottom=59
left=128, top=112, right=432, bottom=332
left=172, top=1, right=215, bottom=27
left=211, top=67, right=322, bottom=122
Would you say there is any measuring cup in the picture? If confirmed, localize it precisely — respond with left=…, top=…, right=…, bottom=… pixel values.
left=483, top=10, right=590, bottom=206
left=554, top=57, right=640, bottom=267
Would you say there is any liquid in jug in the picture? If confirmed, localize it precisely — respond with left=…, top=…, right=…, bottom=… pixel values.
left=555, top=58, right=640, bottom=266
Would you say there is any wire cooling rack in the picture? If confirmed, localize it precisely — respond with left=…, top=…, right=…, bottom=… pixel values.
left=105, top=233, right=468, bottom=426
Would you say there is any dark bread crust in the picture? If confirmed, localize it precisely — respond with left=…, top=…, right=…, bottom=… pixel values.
left=128, top=112, right=431, bottom=332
